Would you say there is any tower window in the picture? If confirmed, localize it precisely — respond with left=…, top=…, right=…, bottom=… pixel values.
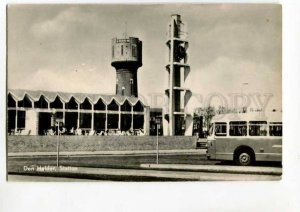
left=121, top=45, right=123, bottom=55
left=116, top=79, right=118, bottom=93
left=122, top=87, right=125, bottom=96
left=132, top=45, right=137, bottom=57
left=130, top=79, right=134, bottom=96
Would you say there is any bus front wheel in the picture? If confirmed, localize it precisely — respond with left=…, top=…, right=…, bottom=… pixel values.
left=234, top=150, right=254, bottom=166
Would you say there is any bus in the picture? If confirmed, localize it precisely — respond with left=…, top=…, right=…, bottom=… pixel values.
left=206, top=112, right=282, bottom=166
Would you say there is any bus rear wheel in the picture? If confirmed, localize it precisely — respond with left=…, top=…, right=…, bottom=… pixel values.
left=235, top=150, right=253, bottom=166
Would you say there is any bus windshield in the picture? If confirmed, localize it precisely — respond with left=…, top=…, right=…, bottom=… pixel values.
left=208, top=124, right=214, bottom=136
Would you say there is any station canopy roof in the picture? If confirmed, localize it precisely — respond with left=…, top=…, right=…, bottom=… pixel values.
left=8, top=89, right=147, bottom=106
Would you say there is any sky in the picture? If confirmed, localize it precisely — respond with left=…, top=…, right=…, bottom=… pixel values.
left=7, top=4, right=282, bottom=111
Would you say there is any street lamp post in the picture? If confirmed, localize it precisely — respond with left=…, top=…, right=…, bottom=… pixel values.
left=56, top=121, right=61, bottom=168
left=156, top=119, right=160, bottom=165
left=56, top=120, right=63, bottom=167
left=241, top=82, right=248, bottom=112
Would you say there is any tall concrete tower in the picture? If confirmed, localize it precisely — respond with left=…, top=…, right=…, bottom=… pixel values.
left=111, top=36, right=142, bottom=97
left=163, top=14, right=193, bottom=136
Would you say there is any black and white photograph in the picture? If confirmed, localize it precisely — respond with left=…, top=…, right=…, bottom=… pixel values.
left=3, top=0, right=300, bottom=211
left=6, top=3, right=283, bottom=182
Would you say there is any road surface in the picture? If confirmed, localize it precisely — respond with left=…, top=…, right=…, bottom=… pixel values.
left=7, top=153, right=281, bottom=181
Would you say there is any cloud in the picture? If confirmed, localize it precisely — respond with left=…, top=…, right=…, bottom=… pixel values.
left=190, top=56, right=281, bottom=110
left=190, top=21, right=280, bottom=69
left=9, top=64, right=115, bottom=94
left=30, top=7, right=98, bottom=38
left=192, top=56, right=280, bottom=92
left=8, top=4, right=281, bottom=111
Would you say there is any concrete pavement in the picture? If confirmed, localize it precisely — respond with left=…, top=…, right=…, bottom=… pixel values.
left=8, top=165, right=281, bottom=181
left=140, top=164, right=282, bottom=175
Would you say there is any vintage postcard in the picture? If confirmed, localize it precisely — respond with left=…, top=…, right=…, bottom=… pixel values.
left=7, top=4, right=282, bottom=181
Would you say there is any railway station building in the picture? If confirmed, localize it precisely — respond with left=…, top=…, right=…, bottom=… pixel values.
left=7, top=89, right=150, bottom=135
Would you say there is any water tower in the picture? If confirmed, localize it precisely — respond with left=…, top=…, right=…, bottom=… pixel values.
left=111, top=36, right=142, bottom=97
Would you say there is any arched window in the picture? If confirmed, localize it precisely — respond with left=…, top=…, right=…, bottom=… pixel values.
left=107, top=99, right=119, bottom=111
left=18, top=94, right=32, bottom=108
left=8, top=93, right=16, bottom=108
left=121, top=100, right=131, bottom=112
left=34, top=95, right=48, bottom=108
left=94, top=98, right=106, bottom=110
left=50, top=96, right=63, bottom=109
left=133, top=101, right=144, bottom=112
left=66, top=97, right=78, bottom=110
left=80, top=98, right=92, bottom=110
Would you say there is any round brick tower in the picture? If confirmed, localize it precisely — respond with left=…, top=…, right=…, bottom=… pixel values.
left=111, top=37, right=142, bottom=97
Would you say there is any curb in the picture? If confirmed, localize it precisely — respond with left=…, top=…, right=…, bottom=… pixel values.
left=8, top=171, right=193, bottom=182
left=140, top=164, right=282, bottom=175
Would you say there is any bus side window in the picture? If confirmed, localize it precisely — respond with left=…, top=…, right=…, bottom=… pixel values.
left=269, top=122, right=282, bottom=136
left=229, top=121, right=247, bottom=136
left=249, top=121, right=267, bottom=136
left=215, top=122, right=227, bottom=136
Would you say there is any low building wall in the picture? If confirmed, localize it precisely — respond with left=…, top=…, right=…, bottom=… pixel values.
left=7, top=136, right=197, bottom=153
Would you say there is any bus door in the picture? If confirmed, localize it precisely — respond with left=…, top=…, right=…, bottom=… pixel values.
left=207, top=123, right=220, bottom=159
left=214, top=122, right=229, bottom=153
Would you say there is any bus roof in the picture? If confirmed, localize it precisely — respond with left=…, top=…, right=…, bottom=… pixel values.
left=211, top=112, right=282, bottom=123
